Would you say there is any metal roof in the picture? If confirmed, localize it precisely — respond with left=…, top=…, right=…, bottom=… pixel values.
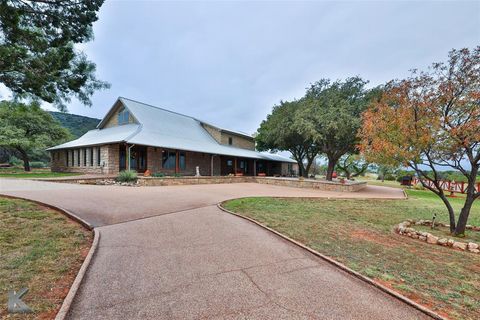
left=48, top=97, right=295, bottom=163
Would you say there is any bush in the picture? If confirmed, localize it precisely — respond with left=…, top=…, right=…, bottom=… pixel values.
left=30, top=161, right=47, bottom=168
left=152, top=172, right=165, bottom=178
left=117, top=170, right=138, bottom=182
left=8, top=156, right=23, bottom=167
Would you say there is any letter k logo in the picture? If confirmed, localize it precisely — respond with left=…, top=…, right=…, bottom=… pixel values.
left=8, top=288, right=32, bottom=314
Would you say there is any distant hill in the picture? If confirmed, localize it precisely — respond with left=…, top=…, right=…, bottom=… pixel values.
left=49, top=111, right=100, bottom=138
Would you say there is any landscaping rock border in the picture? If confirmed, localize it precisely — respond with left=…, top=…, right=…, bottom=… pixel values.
left=395, top=220, right=480, bottom=254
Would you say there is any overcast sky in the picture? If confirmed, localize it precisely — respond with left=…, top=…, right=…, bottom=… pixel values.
left=40, top=1, right=480, bottom=134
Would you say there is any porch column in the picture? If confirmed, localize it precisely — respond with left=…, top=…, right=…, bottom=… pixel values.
left=253, top=159, right=256, bottom=176
left=211, top=155, right=214, bottom=176
left=175, top=150, right=179, bottom=174
left=234, top=157, right=237, bottom=175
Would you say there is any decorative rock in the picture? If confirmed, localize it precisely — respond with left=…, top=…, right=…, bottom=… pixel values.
left=419, top=236, right=427, bottom=241
left=468, top=242, right=479, bottom=250
left=411, top=234, right=419, bottom=239
left=470, top=249, right=480, bottom=254
left=452, top=242, right=467, bottom=251
left=438, top=238, right=448, bottom=246
left=426, top=234, right=439, bottom=244
left=447, top=239, right=455, bottom=247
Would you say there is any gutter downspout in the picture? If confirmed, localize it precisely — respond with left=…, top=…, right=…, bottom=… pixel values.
left=127, top=144, right=135, bottom=171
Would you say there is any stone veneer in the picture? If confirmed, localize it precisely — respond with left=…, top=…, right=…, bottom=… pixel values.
left=52, top=176, right=366, bottom=192
left=50, top=144, right=119, bottom=175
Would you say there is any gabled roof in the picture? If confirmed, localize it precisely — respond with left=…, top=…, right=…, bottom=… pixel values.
left=48, top=97, right=295, bottom=163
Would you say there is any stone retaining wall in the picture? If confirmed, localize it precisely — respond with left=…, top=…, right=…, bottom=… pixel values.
left=255, top=177, right=367, bottom=192
left=43, top=175, right=366, bottom=192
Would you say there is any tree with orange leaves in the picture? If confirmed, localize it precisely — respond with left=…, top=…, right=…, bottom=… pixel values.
left=359, top=47, right=480, bottom=236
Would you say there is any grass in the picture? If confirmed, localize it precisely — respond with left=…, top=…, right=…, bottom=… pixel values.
left=223, top=189, right=480, bottom=320
left=0, top=197, right=92, bottom=319
left=0, top=167, right=81, bottom=179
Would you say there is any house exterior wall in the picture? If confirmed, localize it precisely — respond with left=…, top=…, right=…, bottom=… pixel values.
left=51, top=143, right=293, bottom=177
left=103, top=102, right=137, bottom=128
left=145, top=146, right=220, bottom=176
left=50, top=144, right=119, bottom=175
left=202, top=123, right=255, bottom=150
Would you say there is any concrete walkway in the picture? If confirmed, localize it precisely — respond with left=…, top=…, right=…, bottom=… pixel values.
left=0, top=179, right=429, bottom=320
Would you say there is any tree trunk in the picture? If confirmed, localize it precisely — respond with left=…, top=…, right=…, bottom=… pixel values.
left=325, top=157, right=337, bottom=181
left=455, top=197, right=475, bottom=236
left=296, top=160, right=305, bottom=177
left=345, top=170, right=351, bottom=180
left=18, top=148, right=31, bottom=172
left=305, top=160, right=313, bottom=178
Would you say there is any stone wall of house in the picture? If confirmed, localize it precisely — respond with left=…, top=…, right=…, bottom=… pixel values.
left=201, top=123, right=255, bottom=150
left=50, top=144, right=119, bottom=175
left=219, top=133, right=255, bottom=150
left=145, top=147, right=221, bottom=176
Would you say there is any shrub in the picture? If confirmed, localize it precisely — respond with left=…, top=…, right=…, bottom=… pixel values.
left=8, top=156, right=23, bottom=167
left=117, top=170, right=138, bottom=182
left=30, top=161, right=47, bottom=168
left=152, top=172, right=165, bottom=178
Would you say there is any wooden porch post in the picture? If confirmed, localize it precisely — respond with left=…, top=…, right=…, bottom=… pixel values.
left=253, top=159, right=256, bottom=176
left=211, top=155, right=214, bottom=176
left=175, top=150, right=179, bottom=174
left=234, top=157, right=237, bottom=175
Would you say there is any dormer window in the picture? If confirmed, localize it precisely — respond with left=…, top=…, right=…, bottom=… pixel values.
left=118, top=107, right=130, bottom=125
left=228, top=137, right=233, bottom=145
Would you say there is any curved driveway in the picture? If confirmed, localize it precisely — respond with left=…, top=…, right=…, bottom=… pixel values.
left=0, top=179, right=430, bottom=320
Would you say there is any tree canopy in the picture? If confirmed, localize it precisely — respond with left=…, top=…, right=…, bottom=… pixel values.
left=256, top=100, right=319, bottom=177
left=0, top=100, right=71, bottom=171
left=359, top=46, right=480, bottom=236
left=296, top=77, right=378, bottom=180
left=0, top=0, right=109, bottom=110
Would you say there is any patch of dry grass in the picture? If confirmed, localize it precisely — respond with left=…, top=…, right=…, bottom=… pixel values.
left=0, top=197, right=92, bottom=319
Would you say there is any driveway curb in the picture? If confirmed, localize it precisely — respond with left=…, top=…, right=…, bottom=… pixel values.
left=55, top=228, right=100, bottom=320
left=217, top=202, right=445, bottom=320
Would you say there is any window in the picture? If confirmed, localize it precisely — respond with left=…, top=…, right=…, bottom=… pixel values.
left=162, top=150, right=176, bottom=169
left=77, top=149, right=80, bottom=166
left=227, top=160, right=233, bottom=167
left=117, top=107, right=130, bottom=125
left=83, top=148, right=87, bottom=166
left=65, top=151, right=69, bottom=166
left=179, top=152, right=186, bottom=170
left=90, top=148, right=94, bottom=166
left=228, top=137, right=233, bottom=145
left=97, top=147, right=101, bottom=166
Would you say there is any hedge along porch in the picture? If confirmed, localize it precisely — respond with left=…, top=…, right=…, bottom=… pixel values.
left=48, top=97, right=297, bottom=176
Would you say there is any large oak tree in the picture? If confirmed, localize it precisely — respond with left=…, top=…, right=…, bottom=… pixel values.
left=359, top=47, right=480, bottom=236
left=298, top=77, right=378, bottom=180
left=0, top=101, right=71, bottom=171
left=0, top=0, right=109, bottom=110
left=256, top=100, right=320, bottom=177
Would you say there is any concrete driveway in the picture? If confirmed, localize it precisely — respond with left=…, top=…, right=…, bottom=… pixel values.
left=0, top=179, right=430, bottom=320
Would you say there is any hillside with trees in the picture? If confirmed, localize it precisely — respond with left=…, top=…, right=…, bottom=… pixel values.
left=49, top=112, right=100, bottom=138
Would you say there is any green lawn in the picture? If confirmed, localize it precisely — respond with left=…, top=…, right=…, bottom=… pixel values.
left=0, top=197, right=92, bottom=319
left=223, top=189, right=480, bottom=320
left=0, top=167, right=81, bottom=179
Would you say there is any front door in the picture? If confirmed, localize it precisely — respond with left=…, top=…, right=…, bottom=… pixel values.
left=119, top=146, right=147, bottom=173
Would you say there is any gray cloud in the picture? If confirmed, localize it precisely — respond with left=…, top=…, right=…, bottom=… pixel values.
left=48, top=0, right=479, bottom=135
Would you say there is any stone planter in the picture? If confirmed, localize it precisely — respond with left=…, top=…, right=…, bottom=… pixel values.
left=395, top=220, right=480, bottom=254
